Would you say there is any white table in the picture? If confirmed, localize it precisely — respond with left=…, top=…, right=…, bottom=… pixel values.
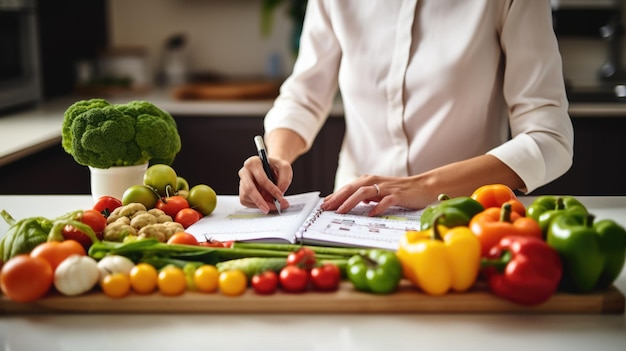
left=1, top=195, right=625, bottom=351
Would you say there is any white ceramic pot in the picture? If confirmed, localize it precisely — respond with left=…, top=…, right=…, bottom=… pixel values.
left=89, top=163, right=148, bottom=203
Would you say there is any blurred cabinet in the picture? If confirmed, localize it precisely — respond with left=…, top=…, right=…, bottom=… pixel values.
left=0, top=144, right=90, bottom=195
left=171, top=115, right=345, bottom=196
left=0, top=115, right=345, bottom=196
left=37, top=0, right=108, bottom=99
left=532, top=116, right=626, bottom=196
left=2, top=113, right=625, bottom=197
left=552, top=2, right=626, bottom=82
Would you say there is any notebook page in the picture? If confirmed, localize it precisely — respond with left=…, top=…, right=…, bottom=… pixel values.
left=185, top=192, right=321, bottom=243
left=299, top=202, right=424, bottom=250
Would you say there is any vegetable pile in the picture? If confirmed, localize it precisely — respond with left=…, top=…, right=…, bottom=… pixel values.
left=61, top=99, right=182, bottom=169
left=103, top=163, right=217, bottom=242
left=1, top=184, right=625, bottom=306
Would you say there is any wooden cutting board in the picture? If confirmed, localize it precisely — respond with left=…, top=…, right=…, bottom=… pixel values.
left=1, top=281, right=623, bottom=315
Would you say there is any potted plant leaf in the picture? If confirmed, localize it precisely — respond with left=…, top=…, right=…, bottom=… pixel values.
left=261, top=0, right=307, bottom=56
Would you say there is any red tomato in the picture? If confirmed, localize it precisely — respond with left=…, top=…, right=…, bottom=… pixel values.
left=174, top=208, right=202, bottom=228
left=93, top=196, right=123, bottom=217
left=310, top=263, right=341, bottom=291
left=81, top=209, right=107, bottom=233
left=198, top=239, right=227, bottom=248
left=198, top=239, right=235, bottom=248
left=287, top=247, right=317, bottom=270
left=251, top=270, right=279, bottom=295
left=167, top=231, right=199, bottom=245
left=0, top=255, right=54, bottom=302
left=279, top=265, right=309, bottom=293
left=156, top=195, right=190, bottom=217
left=62, top=226, right=90, bottom=250
left=30, top=240, right=86, bottom=271
left=62, top=210, right=107, bottom=250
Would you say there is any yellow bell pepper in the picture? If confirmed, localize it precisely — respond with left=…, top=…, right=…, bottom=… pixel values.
left=396, top=223, right=481, bottom=296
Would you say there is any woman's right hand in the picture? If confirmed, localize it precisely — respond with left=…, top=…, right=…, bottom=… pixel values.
left=238, top=155, right=292, bottom=214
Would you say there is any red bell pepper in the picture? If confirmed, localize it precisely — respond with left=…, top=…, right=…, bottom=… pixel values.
left=481, top=235, right=562, bottom=306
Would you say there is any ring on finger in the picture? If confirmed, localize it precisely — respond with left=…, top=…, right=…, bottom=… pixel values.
left=373, top=183, right=380, bottom=196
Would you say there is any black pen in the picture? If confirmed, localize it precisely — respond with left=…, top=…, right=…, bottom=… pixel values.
left=254, top=135, right=282, bottom=214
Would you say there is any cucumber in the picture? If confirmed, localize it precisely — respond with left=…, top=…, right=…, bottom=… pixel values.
left=216, top=257, right=287, bottom=279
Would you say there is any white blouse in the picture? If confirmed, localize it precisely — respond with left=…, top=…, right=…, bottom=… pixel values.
left=264, top=0, right=574, bottom=193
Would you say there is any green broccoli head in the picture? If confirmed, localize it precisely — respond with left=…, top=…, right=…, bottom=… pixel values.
left=61, top=98, right=111, bottom=154
left=115, top=101, right=182, bottom=165
left=61, top=99, right=181, bottom=169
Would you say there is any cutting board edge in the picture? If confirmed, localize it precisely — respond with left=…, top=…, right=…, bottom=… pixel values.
left=1, top=284, right=623, bottom=315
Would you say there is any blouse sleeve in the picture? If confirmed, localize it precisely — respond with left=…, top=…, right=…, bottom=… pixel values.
left=263, top=0, right=342, bottom=151
left=487, top=0, right=574, bottom=193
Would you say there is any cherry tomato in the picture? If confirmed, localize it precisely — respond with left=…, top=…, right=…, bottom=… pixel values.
left=0, top=255, right=54, bottom=302
left=218, top=270, right=248, bottom=296
left=156, top=195, right=190, bottom=217
left=279, top=265, right=309, bottom=293
left=251, top=270, right=279, bottom=295
left=129, top=263, right=158, bottom=294
left=174, top=208, right=202, bottom=228
left=62, top=209, right=107, bottom=250
left=167, top=231, right=199, bottom=246
left=101, top=272, right=131, bottom=298
left=93, top=196, right=123, bottom=217
left=198, top=238, right=228, bottom=248
left=158, top=265, right=187, bottom=296
left=310, top=263, right=341, bottom=291
left=193, top=265, right=219, bottom=293
left=30, top=240, right=86, bottom=271
left=287, top=247, right=317, bottom=270
left=81, top=209, right=107, bottom=233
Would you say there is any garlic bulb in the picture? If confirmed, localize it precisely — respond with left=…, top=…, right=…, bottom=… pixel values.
left=54, top=255, right=99, bottom=296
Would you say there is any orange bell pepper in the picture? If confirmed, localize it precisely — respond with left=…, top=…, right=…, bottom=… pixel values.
left=469, top=203, right=542, bottom=256
left=471, top=184, right=526, bottom=216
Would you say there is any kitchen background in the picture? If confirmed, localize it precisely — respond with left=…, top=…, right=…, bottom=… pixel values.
left=33, top=0, right=626, bottom=101
left=38, top=0, right=302, bottom=100
left=2, top=0, right=626, bottom=197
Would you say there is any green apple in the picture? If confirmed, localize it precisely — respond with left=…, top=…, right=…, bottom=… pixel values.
left=143, top=164, right=177, bottom=197
left=187, top=184, right=217, bottom=216
left=176, top=176, right=190, bottom=192
left=121, top=185, right=159, bottom=209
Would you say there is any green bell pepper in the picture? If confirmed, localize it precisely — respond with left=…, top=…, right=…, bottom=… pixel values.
left=346, top=249, right=402, bottom=294
left=419, top=194, right=484, bottom=230
left=527, top=195, right=588, bottom=235
left=547, top=213, right=626, bottom=293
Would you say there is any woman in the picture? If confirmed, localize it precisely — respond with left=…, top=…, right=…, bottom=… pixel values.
left=238, top=0, right=573, bottom=216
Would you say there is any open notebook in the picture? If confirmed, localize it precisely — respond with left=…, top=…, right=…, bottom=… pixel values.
left=185, top=192, right=424, bottom=250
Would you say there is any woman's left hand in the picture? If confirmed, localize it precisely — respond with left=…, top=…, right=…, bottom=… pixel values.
left=320, top=175, right=435, bottom=216
left=321, top=155, right=526, bottom=217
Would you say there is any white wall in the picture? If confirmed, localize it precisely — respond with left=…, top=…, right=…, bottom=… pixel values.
left=109, top=0, right=625, bottom=88
left=108, top=0, right=296, bottom=81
